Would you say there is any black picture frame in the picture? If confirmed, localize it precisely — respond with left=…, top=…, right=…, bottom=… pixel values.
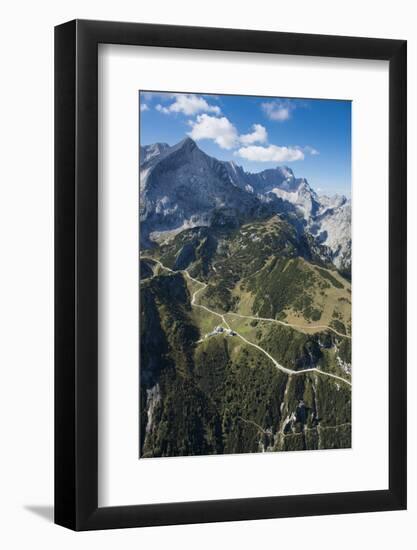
left=55, top=19, right=407, bottom=531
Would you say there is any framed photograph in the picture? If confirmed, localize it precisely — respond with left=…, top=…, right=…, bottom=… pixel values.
left=55, top=19, right=407, bottom=530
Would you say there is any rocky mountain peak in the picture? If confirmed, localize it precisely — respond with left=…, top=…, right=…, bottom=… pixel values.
left=139, top=139, right=351, bottom=274
left=178, top=136, right=197, bottom=150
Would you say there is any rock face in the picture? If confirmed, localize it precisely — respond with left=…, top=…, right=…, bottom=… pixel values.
left=311, top=199, right=351, bottom=273
left=140, top=142, right=170, bottom=164
left=139, top=138, right=277, bottom=246
left=140, top=138, right=351, bottom=272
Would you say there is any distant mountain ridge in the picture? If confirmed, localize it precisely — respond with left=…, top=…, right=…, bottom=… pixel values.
left=140, top=138, right=351, bottom=273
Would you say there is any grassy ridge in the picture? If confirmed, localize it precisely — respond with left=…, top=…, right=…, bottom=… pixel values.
left=151, top=215, right=351, bottom=332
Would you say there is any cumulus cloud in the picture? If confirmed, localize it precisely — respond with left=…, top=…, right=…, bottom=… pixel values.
left=188, top=114, right=239, bottom=149
left=156, top=94, right=221, bottom=116
left=262, top=100, right=296, bottom=121
left=304, top=145, right=320, bottom=156
left=236, top=144, right=305, bottom=162
left=140, top=103, right=149, bottom=112
left=239, top=124, right=268, bottom=145
left=184, top=106, right=316, bottom=160
left=188, top=116, right=269, bottom=150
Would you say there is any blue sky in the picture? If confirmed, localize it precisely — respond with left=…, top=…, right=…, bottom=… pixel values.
left=139, top=91, right=351, bottom=197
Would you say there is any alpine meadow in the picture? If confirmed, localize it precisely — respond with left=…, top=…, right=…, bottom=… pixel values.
left=139, top=92, right=352, bottom=458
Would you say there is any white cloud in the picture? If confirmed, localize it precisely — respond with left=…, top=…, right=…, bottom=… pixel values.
left=183, top=106, right=314, bottom=160
left=304, top=145, right=320, bottom=156
left=140, top=103, right=149, bottom=112
left=188, top=114, right=239, bottom=149
left=156, top=94, right=221, bottom=116
left=239, top=124, right=268, bottom=145
left=262, top=100, right=296, bottom=121
left=236, top=144, right=305, bottom=162
left=187, top=117, right=270, bottom=150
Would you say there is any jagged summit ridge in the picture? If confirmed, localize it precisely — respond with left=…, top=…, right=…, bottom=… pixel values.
left=139, top=139, right=351, bottom=272
left=139, top=139, right=277, bottom=247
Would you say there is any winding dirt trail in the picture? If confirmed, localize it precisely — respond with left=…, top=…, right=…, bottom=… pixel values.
left=142, top=256, right=352, bottom=387
left=226, top=311, right=351, bottom=340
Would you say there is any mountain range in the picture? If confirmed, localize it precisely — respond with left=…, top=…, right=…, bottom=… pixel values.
left=139, top=137, right=352, bottom=458
left=140, top=137, right=351, bottom=275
